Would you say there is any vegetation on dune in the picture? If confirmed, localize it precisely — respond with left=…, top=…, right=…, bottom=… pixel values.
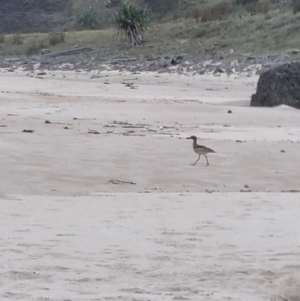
left=0, top=34, right=5, bottom=44
left=75, top=6, right=99, bottom=29
left=114, top=1, right=151, bottom=46
left=12, top=34, right=23, bottom=45
left=234, top=0, right=259, bottom=4
left=1, top=0, right=300, bottom=58
left=48, top=32, right=65, bottom=45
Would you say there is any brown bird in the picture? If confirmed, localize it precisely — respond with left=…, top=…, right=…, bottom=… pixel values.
left=187, top=135, right=216, bottom=166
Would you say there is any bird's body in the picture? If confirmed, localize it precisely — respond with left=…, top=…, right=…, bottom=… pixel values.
left=187, top=135, right=215, bottom=166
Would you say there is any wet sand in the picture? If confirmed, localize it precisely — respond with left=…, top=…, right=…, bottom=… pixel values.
left=0, top=69, right=300, bottom=300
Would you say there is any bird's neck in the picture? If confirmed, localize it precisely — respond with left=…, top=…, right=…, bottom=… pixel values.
left=193, top=139, right=198, bottom=147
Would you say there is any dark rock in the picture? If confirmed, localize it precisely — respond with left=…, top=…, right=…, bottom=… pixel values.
left=41, top=49, right=50, bottom=55
left=251, top=63, right=300, bottom=109
left=4, top=57, right=20, bottom=63
left=159, top=55, right=184, bottom=67
left=213, top=67, right=225, bottom=74
left=159, top=56, right=173, bottom=67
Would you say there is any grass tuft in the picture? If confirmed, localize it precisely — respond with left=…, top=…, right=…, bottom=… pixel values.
left=244, top=2, right=271, bottom=15
left=25, top=39, right=49, bottom=56
left=48, top=32, right=66, bottom=45
left=0, top=33, right=4, bottom=44
left=12, top=34, right=23, bottom=45
left=200, top=2, right=233, bottom=22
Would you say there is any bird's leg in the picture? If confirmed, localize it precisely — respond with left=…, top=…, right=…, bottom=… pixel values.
left=204, top=154, right=209, bottom=166
left=191, top=154, right=201, bottom=166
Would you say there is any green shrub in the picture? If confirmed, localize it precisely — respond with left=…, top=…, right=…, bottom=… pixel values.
left=76, top=6, right=98, bottom=29
left=48, top=32, right=65, bottom=45
left=114, top=1, right=151, bottom=46
left=25, top=39, right=48, bottom=56
left=244, top=2, right=270, bottom=14
left=293, top=2, right=300, bottom=14
left=143, top=0, right=180, bottom=16
left=200, top=2, right=232, bottom=22
left=0, top=33, right=4, bottom=44
left=25, top=42, right=40, bottom=55
left=188, top=8, right=201, bottom=23
left=12, top=34, right=23, bottom=45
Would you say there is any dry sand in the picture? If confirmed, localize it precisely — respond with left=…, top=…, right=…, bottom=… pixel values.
left=0, top=68, right=300, bottom=300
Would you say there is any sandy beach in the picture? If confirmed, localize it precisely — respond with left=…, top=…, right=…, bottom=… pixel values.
left=1, top=68, right=300, bottom=300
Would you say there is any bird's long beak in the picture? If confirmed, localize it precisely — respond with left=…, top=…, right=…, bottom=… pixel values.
left=186, top=137, right=192, bottom=139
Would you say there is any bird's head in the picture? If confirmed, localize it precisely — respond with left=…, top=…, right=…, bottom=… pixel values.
left=187, top=135, right=197, bottom=141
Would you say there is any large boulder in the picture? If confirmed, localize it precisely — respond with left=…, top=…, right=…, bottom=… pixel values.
left=159, top=55, right=184, bottom=68
left=251, top=62, right=300, bottom=109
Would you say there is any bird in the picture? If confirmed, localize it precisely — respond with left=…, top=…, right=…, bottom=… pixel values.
left=187, top=135, right=216, bottom=166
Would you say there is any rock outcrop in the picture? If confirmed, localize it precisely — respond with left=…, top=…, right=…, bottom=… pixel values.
left=251, top=62, right=300, bottom=109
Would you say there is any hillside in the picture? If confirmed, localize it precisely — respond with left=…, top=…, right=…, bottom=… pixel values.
left=0, top=0, right=300, bottom=60
left=0, top=0, right=170, bottom=33
left=0, top=0, right=72, bottom=33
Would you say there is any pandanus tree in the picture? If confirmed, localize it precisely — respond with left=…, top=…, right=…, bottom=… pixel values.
left=114, top=1, right=151, bottom=46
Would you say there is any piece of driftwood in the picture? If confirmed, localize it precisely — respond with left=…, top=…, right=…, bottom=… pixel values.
left=240, top=53, right=264, bottom=60
left=285, top=49, right=300, bottom=55
left=88, top=130, right=100, bottom=134
left=240, top=53, right=253, bottom=57
left=261, top=61, right=285, bottom=68
left=109, top=180, right=136, bottom=185
left=40, top=47, right=93, bottom=60
left=146, top=57, right=160, bottom=61
left=4, top=58, right=21, bottom=63
left=110, top=57, right=137, bottom=62
left=122, top=77, right=138, bottom=81
left=266, top=53, right=279, bottom=59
